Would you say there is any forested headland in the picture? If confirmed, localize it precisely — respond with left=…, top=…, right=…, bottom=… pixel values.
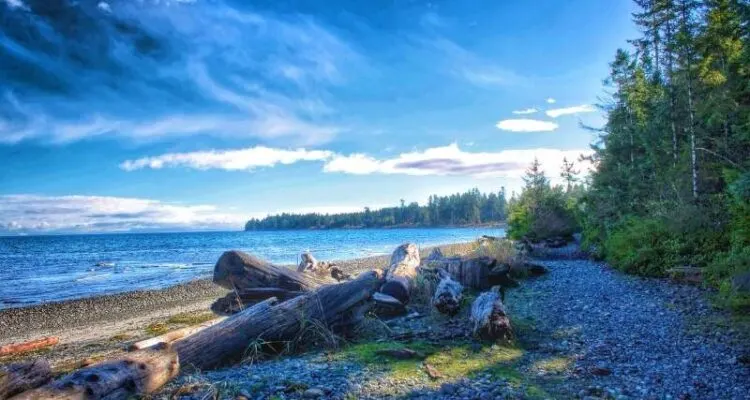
left=244, top=189, right=509, bottom=230
left=506, top=0, right=750, bottom=311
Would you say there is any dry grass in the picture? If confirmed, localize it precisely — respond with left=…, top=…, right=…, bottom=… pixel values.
left=144, top=322, right=170, bottom=336
left=167, top=311, right=217, bottom=325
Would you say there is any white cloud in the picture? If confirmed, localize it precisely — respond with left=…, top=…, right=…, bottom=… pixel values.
left=546, top=98, right=556, bottom=104
left=0, top=3, right=356, bottom=146
left=97, top=2, right=111, bottom=12
left=512, top=108, right=538, bottom=115
left=2, top=0, right=25, bottom=9
left=495, top=119, right=558, bottom=132
left=120, top=146, right=333, bottom=171
left=323, top=143, right=591, bottom=179
left=545, top=104, right=596, bottom=118
left=0, top=195, right=247, bottom=234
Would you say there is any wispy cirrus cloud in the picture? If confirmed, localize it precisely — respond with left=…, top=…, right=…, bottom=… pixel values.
left=427, top=38, right=527, bottom=87
left=545, top=104, right=596, bottom=118
left=120, top=146, right=333, bottom=171
left=0, top=195, right=247, bottom=234
left=512, top=108, right=538, bottom=115
left=323, top=143, right=590, bottom=178
left=0, top=0, right=358, bottom=145
left=495, top=119, right=558, bottom=132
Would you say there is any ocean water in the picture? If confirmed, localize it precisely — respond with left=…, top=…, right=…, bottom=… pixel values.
left=0, top=228, right=504, bottom=309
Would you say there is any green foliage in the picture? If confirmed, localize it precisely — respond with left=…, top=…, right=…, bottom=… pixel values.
left=582, top=0, right=750, bottom=313
left=604, top=204, right=729, bottom=276
left=245, top=188, right=508, bottom=230
left=507, top=161, right=580, bottom=241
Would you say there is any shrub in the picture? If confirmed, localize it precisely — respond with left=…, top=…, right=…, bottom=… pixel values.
left=604, top=203, right=731, bottom=277
left=507, top=187, right=578, bottom=241
left=708, top=247, right=750, bottom=311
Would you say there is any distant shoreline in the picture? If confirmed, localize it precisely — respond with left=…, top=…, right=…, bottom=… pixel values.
left=244, top=222, right=507, bottom=232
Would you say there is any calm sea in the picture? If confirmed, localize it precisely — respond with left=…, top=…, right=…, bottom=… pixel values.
left=0, top=228, right=504, bottom=309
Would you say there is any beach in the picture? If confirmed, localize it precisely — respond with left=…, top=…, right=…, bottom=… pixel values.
left=0, top=244, right=473, bottom=371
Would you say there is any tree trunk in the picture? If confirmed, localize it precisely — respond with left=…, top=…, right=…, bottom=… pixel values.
left=13, top=271, right=385, bottom=399
left=432, top=269, right=463, bottom=316
left=213, top=250, right=335, bottom=292
left=0, top=338, right=59, bottom=357
left=424, top=255, right=499, bottom=290
left=211, top=288, right=305, bottom=315
left=380, top=243, right=420, bottom=304
left=470, top=288, right=513, bottom=341
left=128, top=317, right=229, bottom=351
left=1, top=360, right=52, bottom=399
left=178, top=270, right=383, bottom=370
left=12, top=344, right=179, bottom=400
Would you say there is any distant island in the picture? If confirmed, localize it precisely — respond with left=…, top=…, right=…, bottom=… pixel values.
left=245, top=188, right=508, bottom=230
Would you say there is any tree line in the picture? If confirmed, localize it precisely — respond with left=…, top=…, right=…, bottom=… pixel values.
left=244, top=188, right=508, bottom=230
left=579, top=0, right=750, bottom=309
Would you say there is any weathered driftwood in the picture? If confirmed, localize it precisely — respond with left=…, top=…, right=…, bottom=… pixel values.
left=523, top=262, right=548, bottom=276
left=297, top=252, right=351, bottom=282
left=372, top=292, right=406, bottom=316
left=423, top=255, right=501, bottom=290
left=470, top=287, right=513, bottom=341
left=432, top=269, right=463, bottom=316
left=1, top=360, right=52, bottom=399
left=213, top=250, right=335, bottom=292
left=177, top=270, right=384, bottom=370
left=211, top=288, right=305, bottom=315
left=128, top=317, right=228, bottom=351
left=0, top=337, right=59, bottom=357
left=12, top=344, right=178, bottom=400
left=380, top=243, right=420, bottom=305
left=13, top=271, right=382, bottom=399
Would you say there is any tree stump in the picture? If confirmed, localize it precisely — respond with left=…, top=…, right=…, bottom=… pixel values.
left=470, top=287, right=513, bottom=341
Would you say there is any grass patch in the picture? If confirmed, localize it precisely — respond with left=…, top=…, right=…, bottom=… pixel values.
left=144, top=322, right=170, bottom=336
left=109, top=332, right=133, bottom=341
left=166, top=311, right=217, bottom=325
left=533, top=356, right=572, bottom=374
left=334, top=340, right=523, bottom=383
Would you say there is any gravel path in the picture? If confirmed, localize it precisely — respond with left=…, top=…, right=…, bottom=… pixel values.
left=505, top=258, right=750, bottom=400
left=158, top=246, right=750, bottom=400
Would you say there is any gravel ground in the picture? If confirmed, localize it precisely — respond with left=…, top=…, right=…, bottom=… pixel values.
left=157, top=243, right=750, bottom=400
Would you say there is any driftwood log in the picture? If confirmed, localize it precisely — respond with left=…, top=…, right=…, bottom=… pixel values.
left=212, top=288, right=305, bottom=315
left=432, top=269, right=463, bottom=316
left=1, top=360, right=52, bottom=399
left=470, top=287, right=513, bottom=341
left=379, top=243, right=420, bottom=305
left=297, top=252, right=351, bottom=282
left=128, top=317, right=228, bottom=351
left=13, top=271, right=384, bottom=399
left=12, top=343, right=179, bottom=400
left=0, top=337, right=59, bottom=357
left=213, top=250, right=335, bottom=292
left=423, top=255, right=505, bottom=290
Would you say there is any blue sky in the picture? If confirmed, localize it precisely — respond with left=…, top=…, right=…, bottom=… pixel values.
left=0, top=0, right=637, bottom=234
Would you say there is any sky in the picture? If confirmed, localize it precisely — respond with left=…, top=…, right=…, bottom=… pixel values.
left=0, top=0, right=638, bottom=234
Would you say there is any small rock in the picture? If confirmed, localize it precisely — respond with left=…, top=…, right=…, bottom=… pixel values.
left=591, top=366, right=612, bottom=376
left=303, top=388, right=325, bottom=398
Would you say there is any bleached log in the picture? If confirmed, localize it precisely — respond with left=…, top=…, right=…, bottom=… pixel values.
left=423, top=255, right=504, bottom=290
left=177, top=270, right=384, bottom=369
left=432, top=269, right=463, bottom=316
left=297, top=252, right=350, bottom=282
left=380, top=243, right=420, bottom=304
left=128, top=317, right=228, bottom=351
left=211, top=288, right=305, bottom=315
left=11, top=344, right=178, bottom=400
left=470, top=287, right=513, bottom=341
left=213, top=250, right=335, bottom=293
left=1, top=360, right=52, bottom=399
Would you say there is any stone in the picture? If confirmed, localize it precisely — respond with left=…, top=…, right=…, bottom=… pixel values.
left=303, top=388, right=325, bottom=398
left=591, top=366, right=612, bottom=376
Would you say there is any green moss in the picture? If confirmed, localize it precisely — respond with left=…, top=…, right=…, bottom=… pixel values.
left=166, top=311, right=217, bottom=325
left=144, top=322, right=170, bottom=336
left=533, top=356, right=572, bottom=374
